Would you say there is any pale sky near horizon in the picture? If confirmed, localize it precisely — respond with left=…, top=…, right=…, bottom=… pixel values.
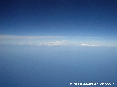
left=0, top=35, right=117, bottom=47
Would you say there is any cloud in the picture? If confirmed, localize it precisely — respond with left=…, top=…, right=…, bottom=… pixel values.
left=0, top=35, right=117, bottom=47
left=0, top=35, right=68, bottom=46
left=37, top=40, right=67, bottom=46
left=84, top=37, right=101, bottom=38
left=0, top=35, right=65, bottom=40
left=80, top=44, right=117, bottom=48
left=80, top=44, right=99, bottom=46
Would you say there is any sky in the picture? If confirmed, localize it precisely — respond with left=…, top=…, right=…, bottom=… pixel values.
left=0, top=0, right=117, bottom=46
left=0, top=1, right=117, bottom=87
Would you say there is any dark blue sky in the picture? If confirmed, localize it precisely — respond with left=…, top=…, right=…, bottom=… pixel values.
left=0, top=0, right=117, bottom=36
left=0, top=0, right=117, bottom=46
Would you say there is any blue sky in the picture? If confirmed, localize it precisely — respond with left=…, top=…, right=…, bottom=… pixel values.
left=0, top=0, right=117, bottom=46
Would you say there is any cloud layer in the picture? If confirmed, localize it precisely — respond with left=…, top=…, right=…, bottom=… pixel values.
left=0, top=35, right=67, bottom=46
left=0, top=35, right=117, bottom=47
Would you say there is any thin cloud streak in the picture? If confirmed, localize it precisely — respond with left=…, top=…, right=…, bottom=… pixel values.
left=0, top=35, right=117, bottom=47
left=0, top=35, right=66, bottom=39
left=0, top=35, right=68, bottom=46
left=37, top=41, right=67, bottom=46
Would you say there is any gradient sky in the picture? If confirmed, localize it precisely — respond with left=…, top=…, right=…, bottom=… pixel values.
left=0, top=0, right=117, bottom=46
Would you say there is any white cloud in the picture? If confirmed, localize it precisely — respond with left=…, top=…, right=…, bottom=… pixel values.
left=0, top=35, right=65, bottom=39
left=80, top=44, right=117, bottom=47
left=84, top=37, right=101, bottom=38
left=80, top=44, right=98, bottom=46
left=37, top=40, right=67, bottom=46
left=0, top=35, right=117, bottom=47
left=0, top=35, right=68, bottom=46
